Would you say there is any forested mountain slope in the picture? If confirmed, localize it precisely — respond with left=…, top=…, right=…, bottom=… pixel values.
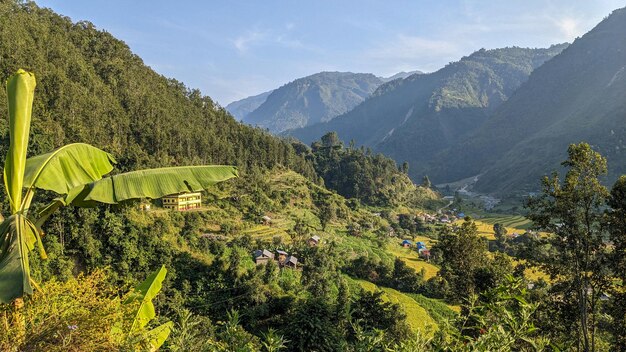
left=287, top=45, right=566, bottom=183
left=429, top=7, right=626, bottom=194
left=243, top=72, right=383, bottom=133
left=0, top=1, right=316, bottom=184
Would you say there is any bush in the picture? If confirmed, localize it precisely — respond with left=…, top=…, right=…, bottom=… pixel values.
left=0, top=270, right=131, bottom=352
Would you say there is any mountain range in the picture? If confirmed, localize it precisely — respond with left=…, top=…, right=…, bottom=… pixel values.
left=225, top=70, right=422, bottom=132
left=431, top=7, right=626, bottom=195
left=287, top=45, right=567, bottom=191
left=287, top=7, right=626, bottom=196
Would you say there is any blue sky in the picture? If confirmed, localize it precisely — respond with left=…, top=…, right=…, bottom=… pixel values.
left=36, top=0, right=625, bottom=105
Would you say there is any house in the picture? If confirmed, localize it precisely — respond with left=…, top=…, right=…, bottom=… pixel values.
left=419, top=249, right=431, bottom=261
left=162, top=192, right=202, bottom=211
left=308, top=235, right=321, bottom=247
left=457, top=212, right=465, bottom=218
left=285, top=255, right=298, bottom=269
left=261, top=215, right=273, bottom=226
left=276, top=250, right=289, bottom=264
left=401, top=239, right=412, bottom=248
left=416, top=241, right=426, bottom=249
left=253, top=249, right=275, bottom=265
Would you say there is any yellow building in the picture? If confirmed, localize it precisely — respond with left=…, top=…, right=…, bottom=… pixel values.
left=162, top=192, right=202, bottom=211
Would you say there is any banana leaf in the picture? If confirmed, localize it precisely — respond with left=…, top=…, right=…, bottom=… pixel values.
left=126, top=265, right=167, bottom=332
left=69, top=165, right=238, bottom=206
left=23, top=143, right=116, bottom=195
left=4, top=70, right=36, bottom=213
left=111, top=265, right=173, bottom=349
left=0, top=215, right=43, bottom=304
left=146, top=321, right=174, bottom=351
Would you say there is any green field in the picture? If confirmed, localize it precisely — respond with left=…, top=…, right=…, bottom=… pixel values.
left=386, top=243, right=440, bottom=279
left=354, top=279, right=438, bottom=334
left=475, top=214, right=533, bottom=230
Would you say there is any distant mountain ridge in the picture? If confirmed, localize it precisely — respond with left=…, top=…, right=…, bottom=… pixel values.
left=381, top=70, right=423, bottom=82
left=238, top=71, right=384, bottom=133
left=287, top=45, right=567, bottom=186
left=428, top=7, right=626, bottom=195
left=225, top=90, right=273, bottom=121
left=227, top=70, right=424, bottom=133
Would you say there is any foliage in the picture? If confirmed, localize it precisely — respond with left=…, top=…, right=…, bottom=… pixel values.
left=432, top=218, right=491, bottom=301
left=112, top=265, right=173, bottom=351
left=526, top=143, right=611, bottom=351
left=607, top=175, right=626, bottom=350
left=432, top=275, right=551, bottom=351
left=0, top=270, right=168, bottom=352
left=349, top=289, right=412, bottom=344
left=0, top=69, right=237, bottom=303
left=309, top=132, right=437, bottom=207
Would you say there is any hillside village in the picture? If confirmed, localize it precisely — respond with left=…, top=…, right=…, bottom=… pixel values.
left=2, top=1, right=626, bottom=351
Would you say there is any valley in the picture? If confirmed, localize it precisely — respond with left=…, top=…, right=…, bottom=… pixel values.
left=1, top=1, right=626, bottom=351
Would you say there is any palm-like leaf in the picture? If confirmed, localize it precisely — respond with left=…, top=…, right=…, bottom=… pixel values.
left=4, top=70, right=35, bottom=213
left=0, top=215, right=43, bottom=303
left=23, top=143, right=116, bottom=195
left=126, top=265, right=167, bottom=332
left=112, top=265, right=173, bottom=350
left=69, top=165, right=238, bottom=205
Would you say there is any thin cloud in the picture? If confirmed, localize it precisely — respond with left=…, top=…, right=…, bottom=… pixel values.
left=368, top=34, right=459, bottom=60
left=552, top=16, right=582, bottom=39
left=233, top=30, right=267, bottom=53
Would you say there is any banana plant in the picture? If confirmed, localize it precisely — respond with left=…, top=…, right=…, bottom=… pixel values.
left=112, top=265, right=173, bottom=351
left=0, top=69, right=238, bottom=304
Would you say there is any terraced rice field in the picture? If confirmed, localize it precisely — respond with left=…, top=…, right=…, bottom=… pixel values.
left=355, top=279, right=437, bottom=334
left=386, top=243, right=439, bottom=279
left=478, top=215, right=533, bottom=230
left=242, top=220, right=291, bottom=241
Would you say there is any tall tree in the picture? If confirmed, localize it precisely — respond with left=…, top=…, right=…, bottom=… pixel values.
left=607, top=175, right=626, bottom=350
left=526, top=143, right=610, bottom=352
left=434, top=217, right=489, bottom=302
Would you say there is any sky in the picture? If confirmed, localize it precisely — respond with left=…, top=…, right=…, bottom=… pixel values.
left=35, top=0, right=626, bottom=106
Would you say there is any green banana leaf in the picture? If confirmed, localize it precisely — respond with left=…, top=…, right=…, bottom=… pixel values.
left=146, top=321, right=174, bottom=351
left=23, top=143, right=116, bottom=195
left=70, top=165, right=238, bottom=205
left=126, top=265, right=167, bottom=332
left=4, top=70, right=36, bottom=213
left=0, top=215, right=44, bottom=304
left=111, top=265, right=173, bottom=350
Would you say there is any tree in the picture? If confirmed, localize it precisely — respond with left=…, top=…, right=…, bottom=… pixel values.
left=401, top=162, right=409, bottom=175
left=493, top=223, right=508, bottom=250
left=526, top=143, right=610, bottom=352
left=0, top=70, right=238, bottom=304
left=320, top=131, right=342, bottom=149
left=433, top=217, right=489, bottom=301
left=607, top=176, right=626, bottom=350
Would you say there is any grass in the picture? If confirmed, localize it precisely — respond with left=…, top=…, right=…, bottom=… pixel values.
left=385, top=242, right=440, bottom=279
left=478, top=214, right=533, bottom=230
left=406, top=293, right=459, bottom=324
left=353, top=279, right=437, bottom=334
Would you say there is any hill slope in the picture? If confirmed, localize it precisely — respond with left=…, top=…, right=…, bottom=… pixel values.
left=243, top=71, right=383, bottom=133
left=225, top=90, right=273, bottom=121
left=0, top=1, right=316, bottom=183
left=430, top=7, right=626, bottom=194
left=288, top=45, right=566, bottom=183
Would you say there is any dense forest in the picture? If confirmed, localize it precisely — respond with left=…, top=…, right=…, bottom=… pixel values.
left=2, top=1, right=626, bottom=352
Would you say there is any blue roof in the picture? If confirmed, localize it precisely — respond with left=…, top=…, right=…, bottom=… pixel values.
left=401, top=240, right=412, bottom=244
left=416, top=241, right=425, bottom=245
left=458, top=212, right=465, bottom=217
